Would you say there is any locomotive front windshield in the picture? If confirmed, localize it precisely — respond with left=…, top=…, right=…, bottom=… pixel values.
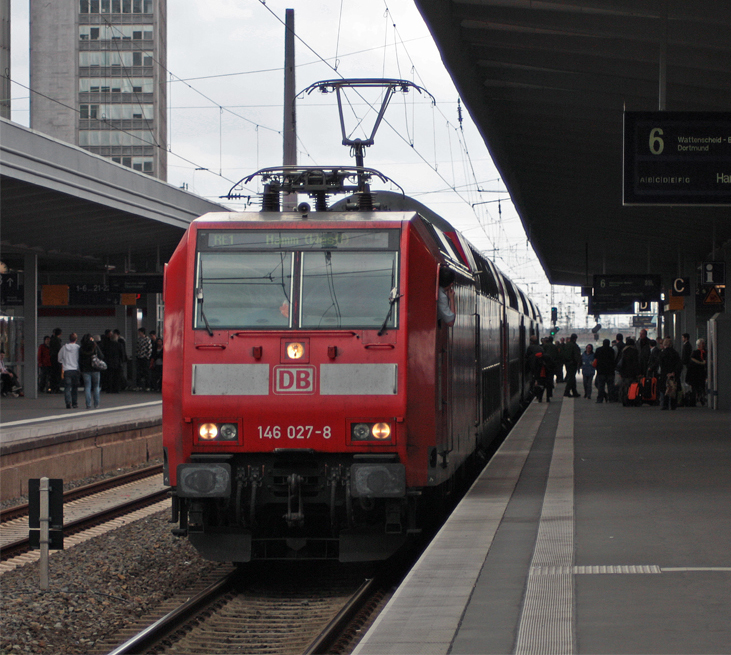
left=195, top=229, right=400, bottom=330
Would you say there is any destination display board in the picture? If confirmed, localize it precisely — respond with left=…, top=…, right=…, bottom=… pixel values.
left=593, top=274, right=662, bottom=303
left=587, top=297, right=634, bottom=315
left=623, top=112, right=731, bottom=205
left=108, top=275, right=163, bottom=294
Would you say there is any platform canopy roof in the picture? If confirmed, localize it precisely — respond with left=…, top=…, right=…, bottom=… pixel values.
left=414, top=0, right=731, bottom=286
left=0, top=119, right=227, bottom=275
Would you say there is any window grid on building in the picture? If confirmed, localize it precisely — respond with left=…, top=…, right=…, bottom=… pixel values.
left=76, top=0, right=162, bottom=177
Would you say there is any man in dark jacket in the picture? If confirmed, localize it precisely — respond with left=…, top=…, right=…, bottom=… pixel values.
left=562, top=333, right=581, bottom=398
left=659, top=337, right=683, bottom=410
left=49, top=328, right=63, bottom=393
left=618, top=337, right=641, bottom=406
left=636, top=329, right=652, bottom=377
left=594, top=339, right=615, bottom=403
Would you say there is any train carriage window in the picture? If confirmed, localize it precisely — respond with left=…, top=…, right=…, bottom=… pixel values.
left=470, top=248, right=500, bottom=298
left=420, top=222, right=462, bottom=264
left=501, top=274, right=520, bottom=310
left=195, top=252, right=293, bottom=328
left=517, top=288, right=530, bottom=316
left=300, top=251, right=398, bottom=329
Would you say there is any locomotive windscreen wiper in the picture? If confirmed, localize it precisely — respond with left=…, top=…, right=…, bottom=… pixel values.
left=377, top=286, right=401, bottom=336
left=196, top=287, right=214, bottom=336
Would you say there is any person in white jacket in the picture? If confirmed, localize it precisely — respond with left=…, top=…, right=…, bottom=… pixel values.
left=58, top=333, right=81, bottom=408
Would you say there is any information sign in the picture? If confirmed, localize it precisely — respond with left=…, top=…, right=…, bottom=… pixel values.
left=699, top=262, right=726, bottom=285
left=699, top=285, right=725, bottom=308
left=108, top=275, right=163, bottom=294
left=593, top=274, right=662, bottom=303
left=632, top=316, right=656, bottom=328
left=587, top=297, right=634, bottom=315
left=671, top=277, right=691, bottom=296
left=623, top=112, right=731, bottom=205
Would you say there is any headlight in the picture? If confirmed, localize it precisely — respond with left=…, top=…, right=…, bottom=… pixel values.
left=372, top=423, right=391, bottom=440
left=286, top=342, right=305, bottom=359
left=350, top=421, right=393, bottom=443
left=197, top=422, right=239, bottom=442
left=352, top=423, right=371, bottom=440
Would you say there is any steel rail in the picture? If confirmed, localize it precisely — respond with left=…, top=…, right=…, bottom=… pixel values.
left=302, top=576, right=376, bottom=655
left=0, top=464, right=164, bottom=523
left=0, top=488, right=169, bottom=561
left=105, top=570, right=239, bottom=655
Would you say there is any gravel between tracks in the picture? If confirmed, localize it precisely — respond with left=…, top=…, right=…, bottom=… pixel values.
left=0, top=510, right=221, bottom=655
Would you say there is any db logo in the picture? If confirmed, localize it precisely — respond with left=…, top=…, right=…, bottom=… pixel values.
left=273, top=366, right=315, bottom=394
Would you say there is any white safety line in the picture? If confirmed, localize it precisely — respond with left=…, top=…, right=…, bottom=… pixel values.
left=515, top=397, right=575, bottom=655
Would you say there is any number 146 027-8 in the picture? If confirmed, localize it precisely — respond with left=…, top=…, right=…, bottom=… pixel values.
left=258, top=425, right=331, bottom=439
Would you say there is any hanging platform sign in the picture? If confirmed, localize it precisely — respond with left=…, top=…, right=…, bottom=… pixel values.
left=623, top=112, right=731, bottom=205
left=593, top=274, right=662, bottom=303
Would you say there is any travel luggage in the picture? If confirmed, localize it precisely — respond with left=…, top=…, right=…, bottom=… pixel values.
left=640, top=376, right=657, bottom=404
left=627, top=381, right=642, bottom=405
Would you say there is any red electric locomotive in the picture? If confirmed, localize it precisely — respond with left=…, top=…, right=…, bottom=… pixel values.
left=162, top=166, right=541, bottom=563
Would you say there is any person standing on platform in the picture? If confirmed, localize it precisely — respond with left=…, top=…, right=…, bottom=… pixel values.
left=594, top=339, right=615, bottom=403
left=647, top=339, right=662, bottom=376
left=658, top=337, right=682, bottom=410
left=0, top=350, right=20, bottom=396
left=636, top=329, right=651, bottom=379
left=686, top=338, right=707, bottom=407
left=554, top=337, right=565, bottom=382
left=580, top=343, right=596, bottom=399
left=58, top=333, right=81, bottom=409
left=618, top=337, right=641, bottom=406
left=680, top=333, right=692, bottom=390
left=562, top=333, right=581, bottom=398
left=543, top=335, right=559, bottom=400
left=49, top=327, right=63, bottom=393
left=136, top=327, right=153, bottom=390
left=113, top=329, right=129, bottom=389
left=79, top=334, right=104, bottom=409
left=37, top=336, right=52, bottom=393
left=105, top=332, right=126, bottom=393
left=150, top=337, right=164, bottom=392
left=99, top=329, right=113, bottom=392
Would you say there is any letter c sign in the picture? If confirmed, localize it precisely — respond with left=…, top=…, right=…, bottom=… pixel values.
left=672, top=277, right=690, bottom=296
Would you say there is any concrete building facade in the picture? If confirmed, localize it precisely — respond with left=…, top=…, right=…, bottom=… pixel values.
left=0, top=0, right=9, bottom=119
left=30, top=0, right=167, bottom=180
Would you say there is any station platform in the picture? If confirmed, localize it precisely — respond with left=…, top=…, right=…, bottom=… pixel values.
left=0, top=392, right=162, bottom=501
left=354, top=387, right=731, bottom=655
left=0, top=391, right=161, bottom=447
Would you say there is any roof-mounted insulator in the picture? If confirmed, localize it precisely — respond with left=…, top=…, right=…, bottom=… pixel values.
left=261, top=183, right=280, bottom=212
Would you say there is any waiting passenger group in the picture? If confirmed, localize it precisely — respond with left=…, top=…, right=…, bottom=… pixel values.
left=36, top=327, right=163, bottom=410
left=526, top=329, right=707, bottom=411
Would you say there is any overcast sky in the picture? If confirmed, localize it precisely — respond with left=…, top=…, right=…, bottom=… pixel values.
left=10, top=0, right=590, bottom=321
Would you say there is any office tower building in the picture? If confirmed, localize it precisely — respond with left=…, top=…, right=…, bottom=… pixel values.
left=0, top=0, right=9, bottom=119
left=30, top=0, right=167, bottom=180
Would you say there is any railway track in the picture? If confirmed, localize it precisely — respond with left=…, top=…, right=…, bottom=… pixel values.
left=0, top=464, right=164, bottom=523
left=0, top=465, right=168, bottom=563
left=99, top=560, right=395, bottom=655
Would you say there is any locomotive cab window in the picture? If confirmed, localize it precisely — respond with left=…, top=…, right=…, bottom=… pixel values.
left=300, top=251, right=398, bottom=329
left=195, top=252, right=293, bottom=328
left=195, top=229, right=400, bottom=330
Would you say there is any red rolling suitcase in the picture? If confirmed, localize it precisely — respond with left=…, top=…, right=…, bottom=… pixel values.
left=640, top=377, right=657, bottom=404
left=627, top=381, right=642, bottom=405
